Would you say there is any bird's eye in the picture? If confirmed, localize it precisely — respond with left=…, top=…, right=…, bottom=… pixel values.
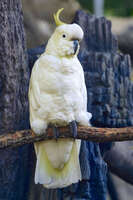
left=62, top=34, right=66, bottom=38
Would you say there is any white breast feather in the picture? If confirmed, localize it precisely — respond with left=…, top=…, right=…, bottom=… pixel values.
left=29, top=53, right=90, bottom=133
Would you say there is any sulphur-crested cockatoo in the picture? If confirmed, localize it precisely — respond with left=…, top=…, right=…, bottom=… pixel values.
left=28, top=8, right=92, bottom=189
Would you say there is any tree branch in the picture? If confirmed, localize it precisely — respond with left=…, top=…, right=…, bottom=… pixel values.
left=0, top=126, right=133, bottom=149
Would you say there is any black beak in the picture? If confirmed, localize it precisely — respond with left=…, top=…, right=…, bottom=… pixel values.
left=73, top=40, right=79, bottom=54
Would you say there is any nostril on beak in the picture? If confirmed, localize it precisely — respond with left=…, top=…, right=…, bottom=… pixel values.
left=73, top=40, right=79, bottom=54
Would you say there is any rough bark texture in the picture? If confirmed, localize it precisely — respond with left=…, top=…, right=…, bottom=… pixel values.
left=1, top=126, right=133, bottom=149
left=0, top=0, right=31, bottom=200
left=0, top=0, right=29, bottom=133
left=72, top=11, right=133, bottom=128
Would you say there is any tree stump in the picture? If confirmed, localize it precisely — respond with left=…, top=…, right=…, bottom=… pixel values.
left=73, top=11, right=133, bottom=128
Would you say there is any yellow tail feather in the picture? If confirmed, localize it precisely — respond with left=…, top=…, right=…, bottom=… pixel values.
left=34, top=139, right=81, bottom=189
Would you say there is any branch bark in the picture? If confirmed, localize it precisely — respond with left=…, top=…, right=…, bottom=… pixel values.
left=1, top=126, right=133, bottom=149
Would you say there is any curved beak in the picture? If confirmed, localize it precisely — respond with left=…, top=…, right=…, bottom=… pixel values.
left=73, top=40, right=79, bottom=54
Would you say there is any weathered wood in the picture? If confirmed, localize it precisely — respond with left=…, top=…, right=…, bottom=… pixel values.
left=74, top=11, right=133, bottom=129
left=0, top=126, right=133, bottom=149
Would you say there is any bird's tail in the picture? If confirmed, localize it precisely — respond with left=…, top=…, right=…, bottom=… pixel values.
left=34, top=139, right=81, bottom=189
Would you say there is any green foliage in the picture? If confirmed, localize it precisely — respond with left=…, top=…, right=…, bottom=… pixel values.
left=77, top=0, right=133, bottom=17
left=77, top=0, right=93, bottom=13
left=105, top=0, right=133, bottom=16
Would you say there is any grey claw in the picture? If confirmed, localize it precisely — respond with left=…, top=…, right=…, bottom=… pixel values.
left=52, top=126, right=59, bottom=140
left=69, top=121, right=77, bottom=138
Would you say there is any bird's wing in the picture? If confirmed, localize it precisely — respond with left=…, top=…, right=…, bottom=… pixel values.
left=79, top=63, right=92, bottom=121
left=29, top=60, right=42, bottom=111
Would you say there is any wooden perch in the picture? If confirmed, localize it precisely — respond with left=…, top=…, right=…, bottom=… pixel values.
left=0, top=126, right=133, bottom=149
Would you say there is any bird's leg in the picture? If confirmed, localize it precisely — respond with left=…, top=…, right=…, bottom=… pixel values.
left=69, top=120, right=77, bottom=138
left=52, top=125, right=59, bottom=140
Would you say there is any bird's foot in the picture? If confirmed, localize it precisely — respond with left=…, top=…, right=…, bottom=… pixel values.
left=69, top=120, right=77, bottom=138
left=52, top=125, right=59, bottom=140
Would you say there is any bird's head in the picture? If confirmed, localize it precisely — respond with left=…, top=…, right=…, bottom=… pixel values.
left=46, top=8, right=84, bottom=58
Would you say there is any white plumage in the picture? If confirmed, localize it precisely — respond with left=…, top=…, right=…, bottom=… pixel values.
left=28, top=19, right=92, bottom=188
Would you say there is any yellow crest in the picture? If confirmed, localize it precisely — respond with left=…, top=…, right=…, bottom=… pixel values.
left=54, top=8, right=66, bottom=26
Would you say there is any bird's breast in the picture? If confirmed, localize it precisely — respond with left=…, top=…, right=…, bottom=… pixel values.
left=39, top=63, right=81, bottom=95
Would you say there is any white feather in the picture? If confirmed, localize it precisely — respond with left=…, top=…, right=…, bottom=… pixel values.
left=28, top=23, right=92, bottom=188
left=29, top=54, right=90, bottom=127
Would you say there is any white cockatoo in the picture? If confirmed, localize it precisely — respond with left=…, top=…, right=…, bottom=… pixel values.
left=28, top=8, right=92, bottom=189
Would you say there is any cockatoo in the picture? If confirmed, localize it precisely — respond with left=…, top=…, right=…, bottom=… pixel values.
left=28, top=8, right=92, bottom=189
